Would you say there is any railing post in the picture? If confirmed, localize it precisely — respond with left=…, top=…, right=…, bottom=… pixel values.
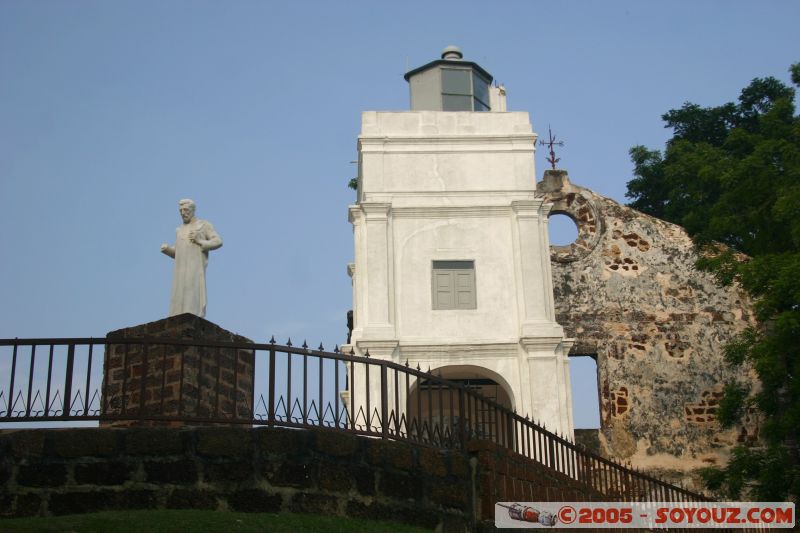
left=393, top=367, right=400, bottom=437
left=508, top=412, right=515, bottom=452
left=51, top=344, right=60, bottom=417
left=334, top=359, right=340, bottom=428
left=365, top=361, right=371, bottom=432
left=416, top=372, right=422, bottom=442
left=249, top=348, right=256, bottom=421
left=6, top=342, right=17, bottom=418
left=427, top=374, right=433, bottom=442
left=286, top=351, right=292, bottom=422
left=349, top=360, right=355, bottom=431
left=380, top=362, right=388, bottom=439
left=318, top=355, right=323, bottom=427
left=268, top=346, right=276, bottom=425
left=302, top=351, right=308, bottom=424
left=84, top=343, right=93, bottom=416
left=404, top=368, right=410, bottom=437
left=62, top=344, right=75, bottom=418
left=25, top=345, right=36, bottom=418
left=438, top=373, right=444, bottom=443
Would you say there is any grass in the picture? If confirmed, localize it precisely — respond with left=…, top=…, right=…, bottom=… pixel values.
left=0, top=509, right=433, bottom=532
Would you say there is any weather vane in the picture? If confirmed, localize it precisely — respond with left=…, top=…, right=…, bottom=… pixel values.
left=538, top=126, right=565, bottom=170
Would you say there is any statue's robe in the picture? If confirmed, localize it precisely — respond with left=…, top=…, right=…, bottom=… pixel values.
left=169, top=219, right=222, bottom=318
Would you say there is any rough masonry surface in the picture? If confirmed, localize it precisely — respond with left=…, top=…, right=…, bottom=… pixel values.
left=538, top=170, right=757, bottom=489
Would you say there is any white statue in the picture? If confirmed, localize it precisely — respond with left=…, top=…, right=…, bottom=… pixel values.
left=160, top=199, right=222, bottom=317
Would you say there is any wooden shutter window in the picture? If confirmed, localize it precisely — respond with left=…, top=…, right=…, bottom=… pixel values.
left=432, top=261, right=476, bottom=310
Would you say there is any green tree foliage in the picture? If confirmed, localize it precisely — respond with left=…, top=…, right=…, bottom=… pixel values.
left=626, top=64, right=800, bottom=502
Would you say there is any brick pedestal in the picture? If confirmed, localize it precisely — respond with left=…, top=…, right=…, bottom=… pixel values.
left=100, top=314, right=254, bottom=426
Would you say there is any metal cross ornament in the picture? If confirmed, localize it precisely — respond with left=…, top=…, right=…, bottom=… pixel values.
left=539, top=126, right=565, bottom=170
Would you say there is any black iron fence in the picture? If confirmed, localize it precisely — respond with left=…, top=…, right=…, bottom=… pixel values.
left=0, top=336, right=711, bottom=504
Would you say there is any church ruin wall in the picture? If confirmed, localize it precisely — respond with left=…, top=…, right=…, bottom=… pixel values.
left=537, top=169, right=759, bottom=489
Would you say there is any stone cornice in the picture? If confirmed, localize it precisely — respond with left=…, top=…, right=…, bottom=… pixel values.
left=359, top=203, right=391, bottom=220
left=352, top=200, right=549, bottom=220
left=520, top=336, right=571, bottom=353
left=358, top=137, right=536, bottom=155
left=348, top=205, right=361, bottom=224
left=355, top=339, right=400, bottom=351
left=398, top=342, right=519, bottom=360
left=511, top=200, right=550, bottom=218
left=392, top=205, right=513, bottom=219
left=364, top=190, right=538, bottom=199
left=358, top=137, right=536, bottom=158
left=359, top=134, right=537, bottom=145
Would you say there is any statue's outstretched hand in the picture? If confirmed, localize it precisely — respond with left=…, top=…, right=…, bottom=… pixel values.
left=160, top=243, right=176, bottom=258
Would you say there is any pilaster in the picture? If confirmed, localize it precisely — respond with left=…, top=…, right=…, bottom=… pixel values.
left=521, top=337, right=574, bottom=437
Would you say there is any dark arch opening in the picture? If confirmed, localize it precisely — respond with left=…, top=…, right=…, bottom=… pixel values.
left=407, top=365, right=514, bottom=443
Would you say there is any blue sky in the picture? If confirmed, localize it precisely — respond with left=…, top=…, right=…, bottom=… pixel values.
left=1, top=1, right=798, bottom=427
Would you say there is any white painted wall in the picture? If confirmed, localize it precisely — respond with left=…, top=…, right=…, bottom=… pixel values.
left=346, top=111, right=574, bottom=436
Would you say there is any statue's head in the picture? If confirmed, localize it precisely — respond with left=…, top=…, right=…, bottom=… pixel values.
left=178, top=199, right=196, bottom=223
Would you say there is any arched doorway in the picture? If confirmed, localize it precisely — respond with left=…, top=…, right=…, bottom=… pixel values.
left=406, top=365, right=515, bottom=446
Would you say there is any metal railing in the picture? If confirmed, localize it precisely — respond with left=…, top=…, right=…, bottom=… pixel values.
left=0, top=336, right=711, bottom=504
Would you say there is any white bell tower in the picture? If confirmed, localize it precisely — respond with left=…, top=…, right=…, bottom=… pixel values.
left=345, top=47, right=574, bottom=436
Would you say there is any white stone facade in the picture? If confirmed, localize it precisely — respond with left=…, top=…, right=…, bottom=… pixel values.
left=347, top=111, right=574, bottom=437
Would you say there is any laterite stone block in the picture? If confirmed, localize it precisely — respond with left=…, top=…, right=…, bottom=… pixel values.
left=143, top=459, right=198, bottom=485
left=203, top=461, right=253, bottom=483
left=51, top=429, right=118, bottom=458
left=378, top=470, right=420, bottom=501
left=255, top=426, right=309, bottom=455
left=318, top=462, right=353, bottom=492
left=313, top=429, right=358, bottom=457
left=17, top=464, right=67, bottom=487
left=74, top=461, right=130, bottom=485
left=228, top=489, right=282, bottom=513
left=289, top=492, right=340, bottom=515
left=125, top=428, right=184, bottom=455
left=262, top=460, right=315, bottom=489
left=9, top=431, right=45, bottom=460
left=167, top=488, right=218, bottom=510
left=196, top=428, right=253, bottom=458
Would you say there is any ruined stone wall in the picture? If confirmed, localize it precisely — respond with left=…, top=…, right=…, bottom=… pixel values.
left=537, top=170, right=758, bottom=489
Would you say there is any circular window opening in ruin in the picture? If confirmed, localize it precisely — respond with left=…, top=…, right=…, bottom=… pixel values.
left=549, top=213, right=579, bottom=246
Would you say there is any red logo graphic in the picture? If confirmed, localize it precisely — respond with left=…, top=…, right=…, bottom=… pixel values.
left=499, top=503, right=558, bottom=527
left=559, top=505, right=577, bottom=524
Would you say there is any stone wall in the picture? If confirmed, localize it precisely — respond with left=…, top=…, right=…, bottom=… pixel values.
left=0, top=426, right=602, bottom=531
left=537, top=170, right=758, bottom=489
left=102, top=314, right=255, bottom=426
left=0, top=427, right=473, bottom=530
